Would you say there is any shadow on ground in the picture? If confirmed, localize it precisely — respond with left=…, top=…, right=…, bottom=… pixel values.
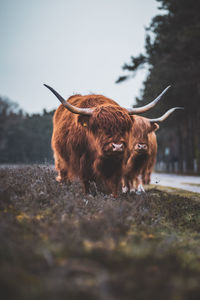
left=0, top=165, right=200, bottom=300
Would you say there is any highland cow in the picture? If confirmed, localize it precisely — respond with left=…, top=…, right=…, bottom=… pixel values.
left=122, top=107, right=183, bottom=194
left=44, top=84, right=170, bottom=196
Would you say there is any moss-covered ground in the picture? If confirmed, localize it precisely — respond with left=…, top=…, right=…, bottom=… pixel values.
left=0, top=165, right=200, bottom=300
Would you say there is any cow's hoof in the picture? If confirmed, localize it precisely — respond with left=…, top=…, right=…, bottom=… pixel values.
left=136, top=184, right=145, bottom=195
left=122, top=186, right=129, bottom=194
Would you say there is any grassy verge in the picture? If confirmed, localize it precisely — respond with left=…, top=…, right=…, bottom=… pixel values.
left=0, top=165, right=200, bottom=300
left=181, top=182, right=200, bottom=187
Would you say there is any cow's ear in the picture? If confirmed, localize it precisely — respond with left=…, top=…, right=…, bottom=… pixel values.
left=78, top=115, right=90, bottom=128
left=150, top=122, right=159, bottom=132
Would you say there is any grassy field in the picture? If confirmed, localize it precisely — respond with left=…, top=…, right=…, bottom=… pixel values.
left=0, top=165, right=200, bottom=300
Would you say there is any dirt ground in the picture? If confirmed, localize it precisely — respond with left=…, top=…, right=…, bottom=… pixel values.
left=0, top=165, right=200, bottom=300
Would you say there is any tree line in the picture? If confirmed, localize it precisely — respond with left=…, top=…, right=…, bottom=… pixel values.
left=0, top=97, right=54, bottom=164
left=116, top=0, right=200, bottom=174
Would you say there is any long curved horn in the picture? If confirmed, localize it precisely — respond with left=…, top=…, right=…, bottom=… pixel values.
left=127, top=85, right=171, bottom=115
left=44, top=84, right=94, bottom=116
left=148, top=107, right=184, bottom=123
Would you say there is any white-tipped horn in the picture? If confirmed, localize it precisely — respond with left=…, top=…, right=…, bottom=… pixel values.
left=127, top=85, right=171, bottom=115
left=148, top=107, right=184, bottom=123
left=44, top=84, right=94, bottom=116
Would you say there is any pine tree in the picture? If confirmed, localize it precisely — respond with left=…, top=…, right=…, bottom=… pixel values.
left=117, top=0, right=200, bottom=174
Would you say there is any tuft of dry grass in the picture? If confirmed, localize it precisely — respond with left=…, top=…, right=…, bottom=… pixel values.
left=0, top=165, right=200, bottom=300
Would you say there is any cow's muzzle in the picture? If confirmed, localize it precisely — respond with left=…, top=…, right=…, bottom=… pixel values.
left=135, top=143, right=148, bottom=152
left=112, top=143, right=124, bottom=152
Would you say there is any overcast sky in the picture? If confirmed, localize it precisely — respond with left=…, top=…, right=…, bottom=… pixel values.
left=0, top=0, right=160, bottom=114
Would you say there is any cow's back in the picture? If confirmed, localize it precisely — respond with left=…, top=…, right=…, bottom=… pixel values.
left=52, top=94, right=120, bottom=147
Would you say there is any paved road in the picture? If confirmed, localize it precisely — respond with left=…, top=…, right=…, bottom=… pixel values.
left=151, top=173, right=200, bottom=194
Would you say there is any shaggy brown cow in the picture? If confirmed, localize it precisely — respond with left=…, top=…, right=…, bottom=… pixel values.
left=44, top=84, right=170, bottom=196
left=122, top=107, right=183, bottom=194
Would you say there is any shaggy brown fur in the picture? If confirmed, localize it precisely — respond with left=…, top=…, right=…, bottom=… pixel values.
left=52, top=94, right=132, bottom=196
left=122, top=115, right=158, bottom=192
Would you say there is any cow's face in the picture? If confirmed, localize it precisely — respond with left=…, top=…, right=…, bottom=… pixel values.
left=98, top=132, right=127, bottom=156
left=130, top=116, right=159, bottom=154
left=78, top=106, right=132, bottom=157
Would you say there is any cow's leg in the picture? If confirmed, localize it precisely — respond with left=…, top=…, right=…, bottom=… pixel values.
left=82, top=179, right=90, bottom=194
left=122, top=177, right=130, bottom=194
left=107, top=175, right=121, bottom=198
left=135, top=175, right=145, bottom=194
left=110, top=182, right=119, bottom=198
left=144, top=171, right=151, bottom=185
left=128, top=177, right=135, bottom=193
left=80, top=154, right=91, bottom=194
left=54, top=152, right=70, bottom=183
left=137, top=183, right=145, bottom=194
left=129, top=174, right=137, bottom=193
left=122, top=185, right=129, bottom=194
left=142, top=170, right=148, bottom=185
left=142, top=170, right=147, bottom=185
